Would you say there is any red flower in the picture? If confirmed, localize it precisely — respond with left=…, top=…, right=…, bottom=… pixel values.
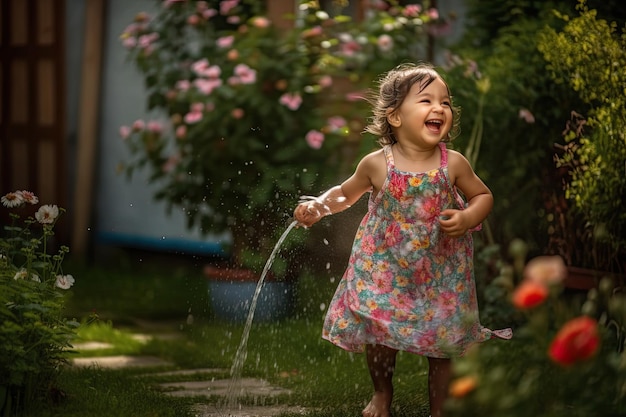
left=548, top=316, right=600, bottom=366
left=511, top=280, right=548, bottom=309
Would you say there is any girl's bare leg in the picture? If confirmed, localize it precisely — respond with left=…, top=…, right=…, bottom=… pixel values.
left=363, top=345, right=398, bottom=417
left=427, top=357, right=452, bottom=417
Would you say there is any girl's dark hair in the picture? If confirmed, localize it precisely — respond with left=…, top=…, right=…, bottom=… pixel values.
left=364, top=62, right=461, bottom=146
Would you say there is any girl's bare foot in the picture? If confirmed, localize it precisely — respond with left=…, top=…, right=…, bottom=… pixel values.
left=362, top=391, right=392, bottom=417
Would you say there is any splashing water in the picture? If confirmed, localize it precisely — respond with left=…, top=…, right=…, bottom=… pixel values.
left=224, top=219, right=299, bottom=411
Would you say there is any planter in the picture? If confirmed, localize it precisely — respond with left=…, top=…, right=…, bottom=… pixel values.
left=204, top=266, right=294, bottom=323
left=564, top=266, right=625, bottom=291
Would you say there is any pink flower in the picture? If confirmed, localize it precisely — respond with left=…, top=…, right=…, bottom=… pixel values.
left=55, top=274, right=75, bottom=290
left=339, top=40, right=361, bottom=56
left=384, top=222, right=403, bottom=247
left=377, top=34, right=394, bottom=52
left=202, top=8, right=217, bottom=19
left=216, top=35, right=234, bottom=48
left=524, top=255, right=566, bottom=285
left=17, top=191, right=38, bottom=205
left=147, top=120, right=163, bottom=133
left=361, top=234, right=376, bottom=256
left=302, top=26, right=323, bottom=38
left=205, top=65, right=221, bottom=78
left=164, top=0, right=185, bottom=8
left=403, top=4, right=422, bottom=17
left=119, top=125, right=131, bottom=139
left=35, top=204, right=59, bottom=224
left=190, top=102, right=204, bottom=113
left=519, top=108, right=535, bottom=123
left=226, top=15, right=240, bottom=24
left=427, top=8, right=439, bottom=19
left=175, top=125, right=187, bottom=139
left=187, top=14, right=200, bottom=26
left=318, top=75, right=333, bottom=88
left=176, top=79, right=191, bottom=91
left=279, top=93, right=303, bottom=110
left=184, top=111, right=203, bottom=124
left=1, top=192, right=24, bottom=208
left=234, top=64, right=256, bottom=84
left=191, top=58, right=210, bottom=75
left=194, top=78, right=222, bottom=95
left=231, top=108, right=244, bottom=119
left=305, top=130, right=324, bottom=149
left=162, top=153, right=181, bottom=173
left=220, top=0, right=239, bottom=15
left=327, top=116, right=347, bottom=130
left=251, top=16, right=271, bottom=28
left=132, top=119, right=145, bottom=131
left=122, top=37, right=137, bottom=49
left=138, top=33, right=159, bottom=48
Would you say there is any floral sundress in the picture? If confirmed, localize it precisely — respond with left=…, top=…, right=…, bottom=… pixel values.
left=322, top=142, right=511, bottom=358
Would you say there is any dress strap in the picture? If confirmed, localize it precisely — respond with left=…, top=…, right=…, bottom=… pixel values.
left=383, top=144, right=395, bottom=168
left=438, top=142, right=448, bottom=167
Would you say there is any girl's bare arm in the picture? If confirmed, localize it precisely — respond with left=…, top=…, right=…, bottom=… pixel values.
left=294, top=150, right=385, bottom=227
left=440, top=150, right=493, bottom=236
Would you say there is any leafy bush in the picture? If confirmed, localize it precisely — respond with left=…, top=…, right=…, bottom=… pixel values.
left=538, top=1, right=626, bottom=270
left=447, top=249, right=626, bottom=417
left=0, top=191, right=79, bottom=415
left=118, top=0, right=447, bottom=270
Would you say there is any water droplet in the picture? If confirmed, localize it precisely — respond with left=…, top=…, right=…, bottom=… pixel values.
left=326, top=262, right=331, bottom=270
left=330, top=277, right=335, bottom=283
left=323, top=238, right=329, bottom=245
left=319, top=303, right=326, bottom=311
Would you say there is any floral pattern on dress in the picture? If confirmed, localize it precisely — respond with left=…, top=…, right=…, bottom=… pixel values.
left=322, top=142, right=498, bottom=358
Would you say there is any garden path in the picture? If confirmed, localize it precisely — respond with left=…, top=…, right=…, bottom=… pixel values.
left=71, top=322, right=306, bottom=417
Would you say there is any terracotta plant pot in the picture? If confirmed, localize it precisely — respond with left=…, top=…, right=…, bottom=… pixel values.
left=204, top=265, right=294, bottom=322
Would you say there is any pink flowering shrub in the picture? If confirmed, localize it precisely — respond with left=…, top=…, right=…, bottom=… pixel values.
left=0, top=191, right=79, bottom=414
left=118, top=0, right=445, bottom=267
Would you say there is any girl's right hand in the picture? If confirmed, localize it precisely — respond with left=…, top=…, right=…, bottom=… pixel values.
left=293, top=200, right=329, bottom=228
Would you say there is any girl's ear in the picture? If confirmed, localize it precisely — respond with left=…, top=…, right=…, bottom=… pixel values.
left=387, top=109, right=401, bottom=127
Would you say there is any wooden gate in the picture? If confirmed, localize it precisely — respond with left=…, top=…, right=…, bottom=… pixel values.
left=0, top=0, right=66, bottom=222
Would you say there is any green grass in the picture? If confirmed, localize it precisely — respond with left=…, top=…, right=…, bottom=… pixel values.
left=26, top=254, right=432, bottom=417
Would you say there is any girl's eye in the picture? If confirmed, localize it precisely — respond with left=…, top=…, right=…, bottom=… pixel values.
left=442, top=101, right=451, bottom=107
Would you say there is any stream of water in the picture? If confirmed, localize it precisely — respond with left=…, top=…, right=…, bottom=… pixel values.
left=224, top=219, right=299, bottom=411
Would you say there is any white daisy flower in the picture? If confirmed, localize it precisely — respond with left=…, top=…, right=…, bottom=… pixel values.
left=35, top=205, right=59, bottom=224
left=1, top=192, right=24, bottom=208
left=14, top=269, right=28, bottom=280
left=55, top=274, right=75, bottom=290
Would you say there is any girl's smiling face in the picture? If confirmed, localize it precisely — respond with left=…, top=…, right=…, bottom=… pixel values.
left=389, top=77, right=453, bottom=148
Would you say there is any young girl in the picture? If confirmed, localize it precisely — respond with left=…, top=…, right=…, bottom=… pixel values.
left=294, top=63, right=511, bottom=417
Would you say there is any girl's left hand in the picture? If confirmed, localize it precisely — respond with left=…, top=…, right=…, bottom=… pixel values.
left=438, top=209, right=469, bottom=237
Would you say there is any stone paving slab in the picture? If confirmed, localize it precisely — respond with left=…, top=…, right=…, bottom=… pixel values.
left=191, top=404, right=308, bottom=417
left=160, top=377, right=292, bottom=398
left=70, top=322, right=303, bottom=417
left=72, top=355, right=172, bottom=369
